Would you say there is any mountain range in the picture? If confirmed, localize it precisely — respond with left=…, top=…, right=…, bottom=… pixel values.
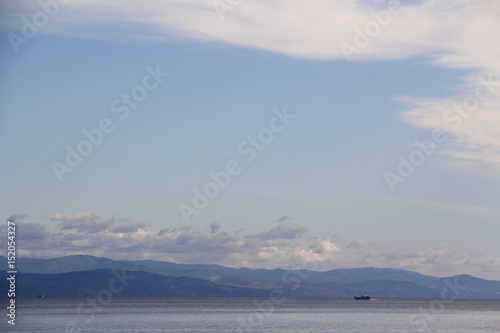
left=1, top=255, right=500, bottom=299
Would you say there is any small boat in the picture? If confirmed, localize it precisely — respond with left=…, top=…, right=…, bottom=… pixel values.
left=353, top=295, right=372, bottom=300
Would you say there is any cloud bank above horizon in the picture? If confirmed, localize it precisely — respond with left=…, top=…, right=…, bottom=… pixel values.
left=2, top=212, right=500, bottom=280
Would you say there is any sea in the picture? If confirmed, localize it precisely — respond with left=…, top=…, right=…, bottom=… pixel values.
left=2, top=297, right=500, bottom=332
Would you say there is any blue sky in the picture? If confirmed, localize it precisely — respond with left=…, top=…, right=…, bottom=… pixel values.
left=1, top=0, right=499, bottom=279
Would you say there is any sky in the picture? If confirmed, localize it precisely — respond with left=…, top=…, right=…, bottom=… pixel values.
left=0, top=0, right=499, bottom=279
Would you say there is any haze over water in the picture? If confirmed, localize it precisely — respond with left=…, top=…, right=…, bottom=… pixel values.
left=6, top=297, right=500, bottom=333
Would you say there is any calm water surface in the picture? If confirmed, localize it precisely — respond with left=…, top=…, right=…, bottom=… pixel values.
left=2, top=297, right=500, bottom=332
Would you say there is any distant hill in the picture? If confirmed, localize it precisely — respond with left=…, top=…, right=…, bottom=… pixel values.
left=1, top=255, right=136, bottom=274
left=305, top=267, right=438, bottom=286
left=1, top=255, right=500, bottom=299
left=0, top=269, right=269, bottom=298
left=343, top=280, right=440, bottom=298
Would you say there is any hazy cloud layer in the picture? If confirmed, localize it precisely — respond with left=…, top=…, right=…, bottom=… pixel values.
left=347, top=239, right=371, bottom=250
left=245, top=221, right=308, bottom=240
left=109, top=221, right=147, bottom=234
left=2, top=212, right=500, bottom=279
left=51, top=211, right=116, bottom=234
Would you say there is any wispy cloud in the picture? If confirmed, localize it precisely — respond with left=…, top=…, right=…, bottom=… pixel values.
left=3, top=1, right=495, bottom=61
left=400, top=72, right=500, bottom=175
